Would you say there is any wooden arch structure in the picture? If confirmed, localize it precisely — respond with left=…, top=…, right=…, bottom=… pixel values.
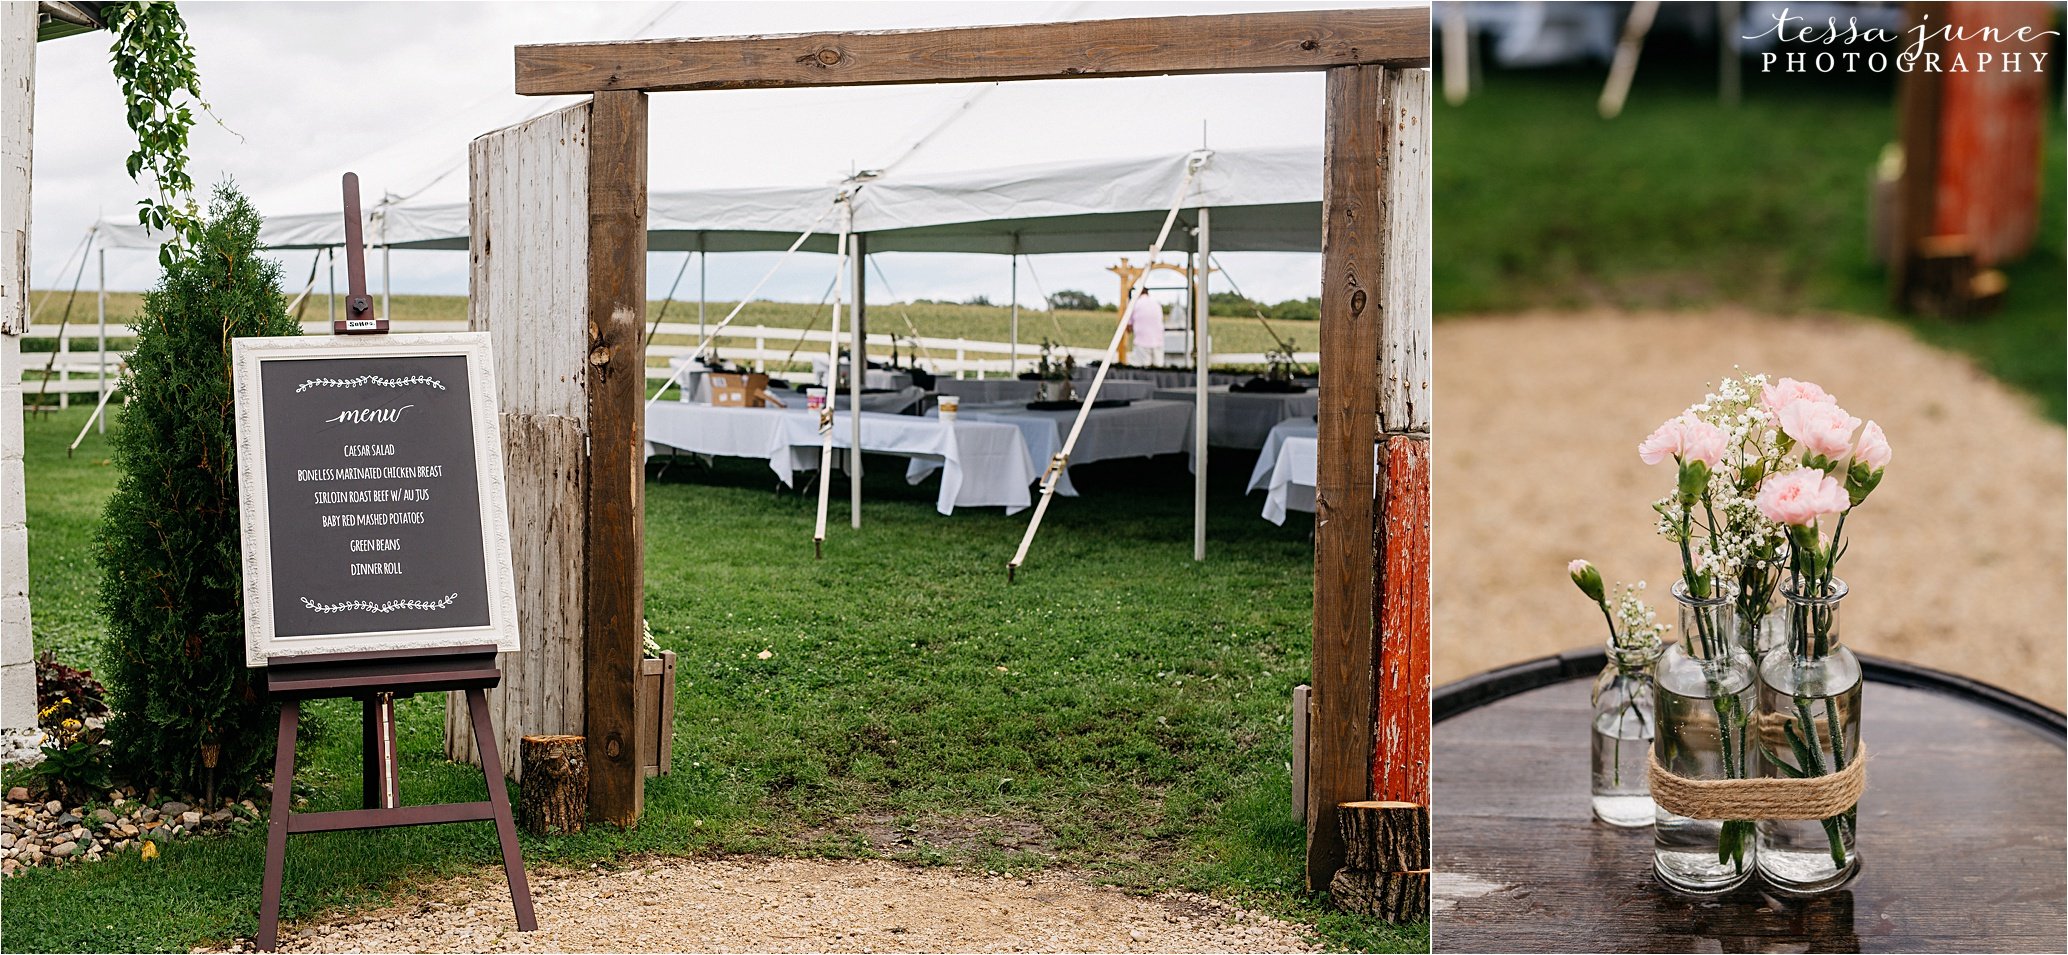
left=1107, top=255, right=1212, bottom=364
left=447, top=7, right=1431, bottom=891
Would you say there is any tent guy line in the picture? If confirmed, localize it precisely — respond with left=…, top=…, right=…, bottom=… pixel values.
left=1007, top=148, right=1211, bottom=581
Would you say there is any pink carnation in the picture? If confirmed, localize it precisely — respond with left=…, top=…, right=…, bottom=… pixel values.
left=1762, top=377, right=1836, bottom=417
left=1778, top=400, right=1862, bottom=462
left=1851, top=420, right=1892, bottom=472
left=1754, top=468, right=1850, bottom=527
left=1638, top=415, right=1728, bottom=467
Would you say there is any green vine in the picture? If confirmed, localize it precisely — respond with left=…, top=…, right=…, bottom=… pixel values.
left=103, top=2, right=215, bottom=266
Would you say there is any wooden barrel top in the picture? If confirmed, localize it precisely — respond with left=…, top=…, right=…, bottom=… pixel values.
left=1433, top=650, right=2066, bottom=953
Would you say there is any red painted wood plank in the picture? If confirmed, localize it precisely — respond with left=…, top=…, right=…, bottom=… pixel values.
left=1374, top=434, right=1430, bottom=805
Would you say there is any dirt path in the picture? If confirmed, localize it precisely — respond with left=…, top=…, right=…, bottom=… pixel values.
left=235, top=857, right=1321, bottom=954
left=1435, top=308, right=2066, bottom=708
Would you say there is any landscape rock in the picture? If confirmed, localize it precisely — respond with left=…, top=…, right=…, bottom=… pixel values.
left=3, top=787, right=255, bottom=876
left=5, top=787, right=27, bottom=802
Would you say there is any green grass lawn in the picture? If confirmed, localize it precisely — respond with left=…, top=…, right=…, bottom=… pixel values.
left=5, top=406, right=1421, bottom=953
left=1435, top=63, right=2065, bottom=421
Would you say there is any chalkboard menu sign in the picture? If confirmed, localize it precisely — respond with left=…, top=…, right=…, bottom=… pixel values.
left=232, top=333, right=519, bottom=666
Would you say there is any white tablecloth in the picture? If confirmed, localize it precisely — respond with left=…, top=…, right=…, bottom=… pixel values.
left=645, top=403, right=1037, bottom=515
left=807, top=358, right=914, bottom=392
left=936, top=378, right=1154, bottom=404
left=1248, top=418, right=1318, bottom=524
left=947, top=398, right=1195, bottom=491
left=766, top=386, right=926, bottom=415
left=1087, top=366, right=1250, bottom=389
left=1152, top=386, right=1320, bottom=450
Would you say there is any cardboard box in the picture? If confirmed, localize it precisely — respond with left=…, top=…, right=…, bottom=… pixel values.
left=708, top=372, right=770, bottom=407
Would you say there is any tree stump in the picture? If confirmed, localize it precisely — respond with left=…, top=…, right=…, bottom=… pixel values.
left=1330, top=800, right=1430, bottom=923
left=1337, top=800, right=1429, bottom=871
left=1329, top=868, right=1430, bottom=923
left=520, top=734, right=586, bottom=836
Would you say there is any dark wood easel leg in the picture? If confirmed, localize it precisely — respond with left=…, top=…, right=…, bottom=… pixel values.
left=360, top=696, right=380, bottom=809
left=258, top=701, right=300, bottom=952
left=467, top=688, right=537, bottom=931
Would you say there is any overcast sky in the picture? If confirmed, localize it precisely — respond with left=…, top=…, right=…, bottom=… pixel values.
left=29, top=0, right=1411, bottom=312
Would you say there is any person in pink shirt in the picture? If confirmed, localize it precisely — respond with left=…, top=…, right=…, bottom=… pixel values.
left=1125, top=287, right=1166, bottom=367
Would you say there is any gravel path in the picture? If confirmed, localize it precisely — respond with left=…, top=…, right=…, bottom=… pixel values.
left=233, top=857, right=1321, bottom=953
left=1434, top=309, right=2066, bottom=708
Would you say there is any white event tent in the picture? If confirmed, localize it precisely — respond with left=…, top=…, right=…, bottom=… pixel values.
left=92, top=145, right=1322, bottom=256
left=84, top=145, right=1326, bottom=561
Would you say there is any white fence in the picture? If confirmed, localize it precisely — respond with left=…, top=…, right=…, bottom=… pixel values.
left=12, top=319, right=1319, bottom=401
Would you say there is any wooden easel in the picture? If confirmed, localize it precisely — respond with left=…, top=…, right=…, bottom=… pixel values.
left=254, top=175, right=533, bottom=952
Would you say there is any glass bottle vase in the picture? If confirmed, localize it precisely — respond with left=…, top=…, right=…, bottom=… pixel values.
left=1757, top=577, right=1862, bottom=895
left=1591, top=640, right=1662, bottom=827
left=1653, top=580, right=1758, bottom=894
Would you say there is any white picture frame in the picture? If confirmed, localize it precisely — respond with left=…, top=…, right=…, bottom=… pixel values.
left=231, top=332, right=520, bottom=666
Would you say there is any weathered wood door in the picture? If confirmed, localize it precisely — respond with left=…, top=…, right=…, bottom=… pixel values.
left=446, top=93, right=650, bottom=828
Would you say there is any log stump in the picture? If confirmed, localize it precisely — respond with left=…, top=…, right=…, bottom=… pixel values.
left=1330, top=800, right=1430, bottom=922
left=520, top=734, right=587, bottom=836
left=1329, top=868, right=1430, bottom=923
left=1337, top=800, right=1429, bottom=871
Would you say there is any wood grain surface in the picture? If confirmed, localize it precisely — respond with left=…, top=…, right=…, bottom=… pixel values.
left=447, top=103, right=592, bottom=778
left=514, top=8, right=1429, bottom=95
left=1433, top=669, right=2066, bottom=952
left=1376, top=434, right=1430, bottom=805
left=583, top=89, right=650, bottom=828
left=1309, top=61, right=1386, bottom=892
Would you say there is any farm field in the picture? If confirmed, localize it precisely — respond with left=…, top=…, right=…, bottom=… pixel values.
left=20, top=291, right=1317, bottom=375
left=4, top=405, right=1419, bottom=953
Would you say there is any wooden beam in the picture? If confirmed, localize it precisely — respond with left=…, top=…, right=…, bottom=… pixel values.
left=583, top=89, right=649, bottom=827
left=1375, top=68, right=1431, bottom=811
left=1375, top=435, right=1430, bottom=806
left=1378, top=69, right=1431, bottom=437
left=515, top=8, right=1430, bottom=95
left=1308, top=61, right=1385, bottom=893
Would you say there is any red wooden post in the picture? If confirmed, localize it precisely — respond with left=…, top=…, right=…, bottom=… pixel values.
left=1374, top=436, right=1430, bottom=805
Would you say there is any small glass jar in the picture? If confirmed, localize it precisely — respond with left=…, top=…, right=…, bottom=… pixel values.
left=1757, top=577, right=1862, bottom=896
left=1653, top=580, right=1758, bottom=895
left=1591, top=640, right=1661, bottom=827
left=1748, top=609, right=1787, bottom=661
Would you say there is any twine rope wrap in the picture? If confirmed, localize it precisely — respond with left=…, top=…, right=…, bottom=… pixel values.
left=1648, top=742, right=1867, bottom=820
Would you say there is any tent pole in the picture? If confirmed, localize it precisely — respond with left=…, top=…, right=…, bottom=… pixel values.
left=1193, top=209, right=1210, bottom=562
left=850, top=231, right=866, bottom=529
left=327, top=247, right=336, bottom=325
left=1009, top=248, right=1019, bottom=374
left=815, top=204, right=853, bottom=555
left=697, top=246, right=707, bottom=345
left=95, top=246, right=106, bottom=433
left=380, top=214, right=391, bottom=322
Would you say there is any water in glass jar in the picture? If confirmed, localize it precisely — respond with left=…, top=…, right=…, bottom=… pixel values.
left=1653, top=656, right=1758, bottom=894
left=1591, top=702, right=1654, bottom=827
left=1757, top=657, right=1863, bottom=895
